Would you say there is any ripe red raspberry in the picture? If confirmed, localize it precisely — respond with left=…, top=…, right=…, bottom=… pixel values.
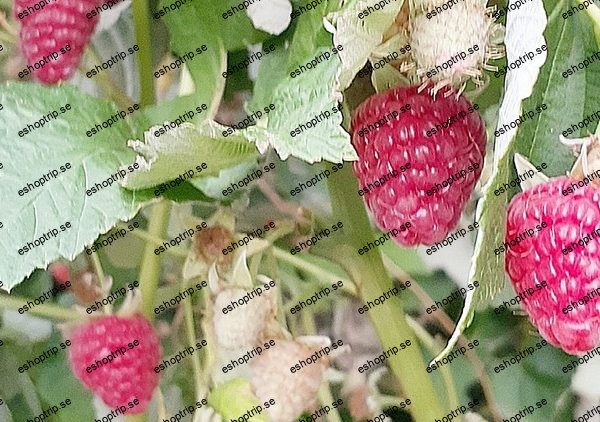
left=351, top=85, right=486, bottom=246
left=505, top=176, right=600, bottom=355
left=67, top=314, right=162, bottom=412
left=14, top=0, right=100, bottom=84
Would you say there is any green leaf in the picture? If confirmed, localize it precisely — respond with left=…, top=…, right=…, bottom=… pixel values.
left=464, top=309, right=573, bottom=420
left=0, top=403, right=12, bottom=422
left=436, top=0, right=600, bottom=362
left=0, top=344, right=42, bottom=420
left=250, top=40, right=291, bottom=108
left=155, top=0, right=278, bottom=147
left=249, top=1, right=357, bottom=163
left=157, top=3, right=228, bottom=120
left=490, top=338, right=572, bottom=420
left=190, top=160, right=259, bottom=200
left=223, top=50, right=257, bottom=101
left=262, top=62, right=356, bottom=163
left=142, top=96, right=217, bottom=131
left=327, top=0, right=405, bottom=90
left=0, top=84, right=145, bottom=290
left=35, top=333, right=95, bottom=422
left=190, top=0, right=271, bottom=52
left=121, top=121, right=258, bottom=190
left=136, top=181, right=217, bottom=203
left=553, top=390, right=578, bottom=421
left=371, top=62, right=410, bottom=93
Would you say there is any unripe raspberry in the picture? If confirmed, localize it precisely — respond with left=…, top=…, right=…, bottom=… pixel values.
left=505, top=176, right=600, bottom=355
left=67, top=314, right=162, bottom=412
left=409, top=0, right=503, bottom=92
left=212, top=287, right=276, bottom=349
left=250, top=340, right=328, bottom=421
left=351, top=85, right=486, bottom=246
left=49, top=262, right=70, bottom=288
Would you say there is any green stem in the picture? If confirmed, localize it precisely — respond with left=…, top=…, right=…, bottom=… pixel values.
left=117, top=223, right=188, bottom=257
left=84, top=48, right=135, bottom=109
left=90, top=253, right=106, bottom=289
left=271, top=246, right=356, bottom=295
left=265, top=248, right=290, bottom=332
left=89, top=253, right=111, bottom=314
left=183, top=289, right=204, bottom=405
left=138, top=201, right=172, bottom=320
left=249, top=220, right=297, bottom=276
left=325, top=165, right=445, bottom=421
left=129, top=3, right=157, bottom=422
left=132, top=0, right=155, bottom=107
left=128, top=202, right=170, bottom=422
left=406, top=317, right=460, bottom=416
left=154, top=279, right=202, bottom=308
left=0, top=294, right=79, bottom=321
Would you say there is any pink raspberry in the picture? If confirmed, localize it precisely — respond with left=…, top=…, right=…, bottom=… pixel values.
left=351, top=85, right=486, bottom=246
left=49, top=262, right=70, bottom=287
left=14, top=0, right=101, bottom=84
left=67, top=314, right=162, bottom=412
left=505, top=176, right=600, bottom=355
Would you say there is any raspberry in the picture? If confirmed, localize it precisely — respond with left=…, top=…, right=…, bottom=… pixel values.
left=49, top=262, right=70, bottom=287
left=212, top=287, right=277, bottom=349
left=14, top=0, right=100, bottom=84
left=351, top=85, right=486, bottom=246
left=250, top=339, right=328, bottom=421
left=409, top=0, right=503, bottom=93
left=505, top=176, right=600, bottom=355
left=67, top=314, right=162, bottom=412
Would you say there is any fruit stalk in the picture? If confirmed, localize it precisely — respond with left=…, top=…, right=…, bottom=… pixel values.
left=125, top=202, right=170, bottom=422
left=0, top=293, right=78, bottom=321
left=326, top=164, right=445, bottom=420
left=132, top=0, right=155, bottom=106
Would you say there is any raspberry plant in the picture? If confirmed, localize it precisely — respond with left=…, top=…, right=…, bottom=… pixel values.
left=0, top=0, right=599, bottom=421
